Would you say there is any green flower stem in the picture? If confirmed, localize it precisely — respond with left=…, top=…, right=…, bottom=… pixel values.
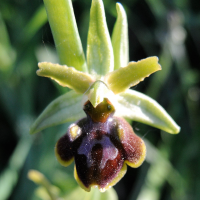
left=37, top=62, right=94, bottom=93
left=43, top=0, right=87, bottom=72
left=87, top=0, right=114, bottom=77
left=112, top=3, right=129, bottom=70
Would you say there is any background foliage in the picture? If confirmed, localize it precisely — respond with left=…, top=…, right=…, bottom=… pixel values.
left=0, top=0, right=200, bottom=199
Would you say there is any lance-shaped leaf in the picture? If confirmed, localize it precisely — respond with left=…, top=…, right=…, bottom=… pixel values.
left=85, top=80, right=117, bottom=108
left=87, top=0, right=114, bottom=77
left=37, top=62, right=95, bottom=93
left=30, top=90, right=85, bottom=134
left=116, top=89, right=180, bottom=134
left=112, top=3, right=129, bottom=70
left=105, top=57, right=161, bottom=94
left=43, top=0, right=87, bottom=72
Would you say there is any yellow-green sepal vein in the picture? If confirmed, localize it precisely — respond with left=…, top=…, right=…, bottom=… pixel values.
left=43, top=0, right=87, bottom=72
left=30, top=90, right=85, bottom=134
left=116, top=89, right=180, bottom=134
left=87, top=0, right=114, bottom=77
left=105, top=56, right=161, bottom=94
left=37, top=62, right=95, bottom=93
left=112, top=3, right=129, bottom=70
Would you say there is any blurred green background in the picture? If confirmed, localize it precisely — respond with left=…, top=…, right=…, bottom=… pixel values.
left=0, top=0, right=200, bottom=199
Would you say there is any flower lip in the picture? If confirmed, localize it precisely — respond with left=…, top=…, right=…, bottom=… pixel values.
left=55, top=111, right=146, bottom=192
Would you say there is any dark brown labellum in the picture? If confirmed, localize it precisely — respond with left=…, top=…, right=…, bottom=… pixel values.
left=55, top=98, right=146, bottom=191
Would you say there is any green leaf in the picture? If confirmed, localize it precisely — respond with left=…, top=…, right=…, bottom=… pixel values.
left=0, top=14, right=16, bottom=72
left=85, top=80, right=117, bottom=108
left=65, top=187, right=118, bottom=200
left=43, top=0, right=87, bottom=72
left=135, top=139, right=184, bottom=200
left=30, top=90, right=85, bottom=134
left=23, top=6, right=47, bottom=43
left=116, top=89, right=180, bottom=134
left=37, top=62, right=95, bottom=93
left=87, top=0, right=114, bottom=77
left=105, top=57, right=161, bottom=94
left=0, top=137, right=31, bottom=200
left=112, top=3, right=129, bottom=70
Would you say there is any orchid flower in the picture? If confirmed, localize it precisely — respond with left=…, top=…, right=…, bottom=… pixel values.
left=30, top=0, right=180, bottom=192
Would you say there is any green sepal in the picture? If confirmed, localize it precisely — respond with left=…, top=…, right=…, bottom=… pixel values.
left=43, top=0, right=87, bottom=72
left=116, top=89, right=180, bottom=134
left=112, top=3, right=129, bottom=70
left=85, top=80, right=117, bottom=108
left=30, top=90, right=85, bottom=134
left=37, top=62, right=95, bottom=93
left=105, top=57, right=161, bottom=94
left=87, top=0, right=114, bottom=77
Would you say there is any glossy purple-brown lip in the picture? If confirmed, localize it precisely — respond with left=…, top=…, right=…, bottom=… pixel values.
left=55, top=98, right=146, bottom=191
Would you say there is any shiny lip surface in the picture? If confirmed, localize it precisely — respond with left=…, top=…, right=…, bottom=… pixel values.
left=55, top=99, right=146, bottom=191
